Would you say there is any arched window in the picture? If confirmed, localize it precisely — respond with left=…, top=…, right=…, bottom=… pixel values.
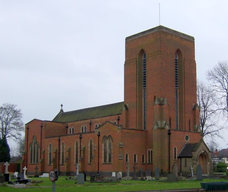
left=137, top=50, right=147, bottom=130
left=48, top=143, right=52, bottom=165
left=175, top=50, right=184, bottom=130
left=133, top=154, right=137, bottom=163
left=102, top=135, right=113, bottom=163
left=88, top=139, right=93, bottom=164
left=30, top=136, right=39, bottom=164
left=75, top=140, right=79, bottom=164
left=61, top=142, right=65, bottom=165
left=125, top=154, right=129, bottom=163
left=142, top=154, right=145, bottom=164
left=147, top=149, right=153, bottom=164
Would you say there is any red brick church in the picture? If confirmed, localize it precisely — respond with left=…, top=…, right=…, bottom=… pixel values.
left=23, top=25, right=211, bottom=177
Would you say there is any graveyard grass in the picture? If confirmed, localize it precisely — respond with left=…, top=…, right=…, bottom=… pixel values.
left=1, top=177, right=228, bottom=192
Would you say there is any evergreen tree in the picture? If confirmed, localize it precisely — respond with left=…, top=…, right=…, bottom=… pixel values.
left=0, top=137, right=11, bottom=162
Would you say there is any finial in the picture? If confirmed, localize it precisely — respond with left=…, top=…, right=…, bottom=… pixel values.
left=60, top=104, right=64, bottom=112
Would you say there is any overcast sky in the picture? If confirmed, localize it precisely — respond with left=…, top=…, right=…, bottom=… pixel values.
left=1, top=0, right=228, bottom=150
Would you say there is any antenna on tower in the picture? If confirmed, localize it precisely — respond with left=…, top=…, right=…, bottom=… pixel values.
left=159, top=3, right=161, bottom=25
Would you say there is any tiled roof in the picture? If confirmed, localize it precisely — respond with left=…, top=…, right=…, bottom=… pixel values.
left=178, top=143, right=198, bottom=158
left=53, top=102, right=125, bottom=123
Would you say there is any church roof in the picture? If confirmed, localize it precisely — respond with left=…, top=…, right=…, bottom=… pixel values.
left=178, top=143, right=198, bottom=158
left=53, top=102, right=125, bottom=123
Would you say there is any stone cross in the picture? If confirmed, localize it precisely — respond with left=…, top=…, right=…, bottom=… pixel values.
left=126, top=163, right=130, bottom=180
left=23, top=166, right=28, bottom=179
left=190, top=165, right=194, bottom=177
left=140, top=168, right=145, bottom=181
left=132, top=163, right=138, bottom=180
left=4, top=162, right=9, bottom=174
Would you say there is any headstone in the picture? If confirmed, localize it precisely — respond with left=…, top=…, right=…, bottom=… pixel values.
left=196, top=164, right=202, bottom=181
left=112, top=172, right=116, bottom=178
left=140, top=168, right=145, bottom=181
left=131, top=163, right=138, bottom=180
left=126, top=163, right=130, bottom=180
left=4, top=162, right=9, bottom=173
left=190, top=165, right=194, bottom=177
left=167, top=173, right=178, bottom=182
left=39, top=173, right=49, bottom=177
left=117, top=172, right=122, bottom=179
left=14, top=172, right=18, bottom=178
left=23, top=166, right=28, bottom=179
left=172, top=163, right=178, bottom=177
left=145, top=169, right=152, bottom=181
left=77, top=173, right=84, bottom=184
left=155, top=167, right=160, bottom=180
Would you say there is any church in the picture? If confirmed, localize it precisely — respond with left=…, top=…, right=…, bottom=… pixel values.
left=23, top=25, right=211, bottom=177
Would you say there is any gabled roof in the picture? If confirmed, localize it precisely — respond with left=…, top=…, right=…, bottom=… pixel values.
left=53, top=102, right=125, bottom=123
left=178, top=143, right=198, bottom=158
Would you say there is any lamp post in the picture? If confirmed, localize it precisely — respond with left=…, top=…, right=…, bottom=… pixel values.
left=97, top=132, right=100, bottom=175
left=168, top=129, right=171, bottom=174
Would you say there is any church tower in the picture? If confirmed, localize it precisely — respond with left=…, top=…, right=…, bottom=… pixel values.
left=124, top=25, right=200, bottom=174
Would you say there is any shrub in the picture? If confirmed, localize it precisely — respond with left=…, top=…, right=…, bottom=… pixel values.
left=216, top=162, right=227, bottom=172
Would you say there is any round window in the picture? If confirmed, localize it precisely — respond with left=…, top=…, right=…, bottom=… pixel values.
left=185, top=135, right=189, bottom=142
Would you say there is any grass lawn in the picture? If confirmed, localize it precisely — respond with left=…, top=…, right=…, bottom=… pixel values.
left=0, top=177, right=227, bottom=192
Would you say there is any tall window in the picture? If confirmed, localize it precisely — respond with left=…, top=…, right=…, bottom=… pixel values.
left=133, top=154, right=137, bottom=163
left=48, top=143, right=52, bottom=165
left=175, top=52, right=179, bottom=130
left=147, top=149, right=153, bottom=164
left=142, top=53, right=147, bottom=130
left=142, top=154, right=145, bottom=164
left=88, top=139, right=93, bottom=164
left=61, top=142, right=65, bottom=165
left=175, top=50, right=184, bottom=130
left=75, top=140, right=79, bottom=164
left=125, top=154, right=129, bottom=163
left=137, top=50, right=147, bottom=130
left=102, top=136, right=113, bottom=163
left=30, top=136, right=39, bottom=164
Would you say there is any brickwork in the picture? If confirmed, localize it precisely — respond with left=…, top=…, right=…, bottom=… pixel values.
left=24, top=26, right=210, bottom=176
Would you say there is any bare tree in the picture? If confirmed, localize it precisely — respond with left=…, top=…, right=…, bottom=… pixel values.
left=0, top=103, right=24, bottom=140
left=197, top=81, right=224, bottom=138
left=207, top=62, right=228, bottom=113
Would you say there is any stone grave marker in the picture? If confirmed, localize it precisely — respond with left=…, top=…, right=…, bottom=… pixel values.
left=126, top=163, right=130, bottom=180
left=23, top=166, right=28, bottom=179
left=117, top=172, right=122, bottom=179
left=4, top=162, right=10, bottom=182
left=190, top=165, right=194, bottom=177
left=140, top=168, right=145, bottom=181
left=145, top=169, right=152, bottom=181
left=76, top=164, right=80, bottom=176
left=155, top=167, right=160, bottom=180
left=131, top=163, right=138, bottom=180
left=77, top=173, right=84, bottom=184
left=172, top=163, right=178, bottom=177
left=196, top=164, right=202, bottom=181
left=112, top=172, right=116, bottom=178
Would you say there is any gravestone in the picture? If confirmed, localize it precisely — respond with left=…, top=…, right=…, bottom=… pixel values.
left=140, top=168, right=145, bottom=181
left=112, top=172, right=116, bottom=178
left=77, top=173, right=84, bottom=184
left=126, top=163, right=131, bottom=180
left=155, top=167, right=160, bottom=180
left=117, top=172, right=122, bottom=179
left=14, top=172, right=18, bottom=178
left=23, top=166, right=28, bottom=179
left=190, top=165, right=194, bottom=177
left=4, top=162, right=10, bottom=182
left=196, top=164, right=202, bottom=181
left=172, top=163, right=178, bottom=177
left=167, top=173, right=178, bottom=182
left=131, top=163, right=138, bottom=180
left=145, top=169, right=152, bottom=181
